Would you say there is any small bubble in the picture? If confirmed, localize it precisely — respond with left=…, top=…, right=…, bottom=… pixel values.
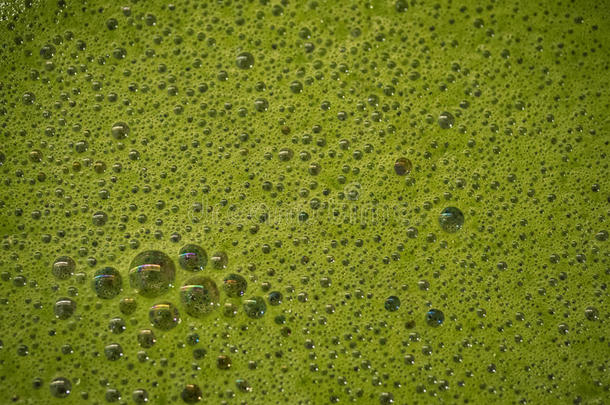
left=425, top=309, right=444, bottom=326
left=268, top=291, right=283, bottom=306
left=111, top=122, right=130, bottom=140
left=104, top=343, right=123, bottom=361
left=384, top=296, right=400, bottom=312
left=178, top=244, right=208, bottom=271
left=394, top=158, right=412, bottom=175
left=210, top=251, right=228, bottom=269
left=40, top=44, right=56, bottom=59
left=119, top=297, right=137, bottom=315
left=149, top=302, right=180, bottom=330
left=108, top=317, right=126, bottom=334
left=439, top=207, right=464, bottom=233
left=137, top=329, right=156, bottom=348
left=243, top=296, right=266, bottom=319
left=217, top=355, right=232, bottom=369
left=92, top=267, right=122, bottom=299
left=438, top=111, right=455, bottom=129
left=584, top=307, right=599, bottom=321
left=49, top=377, right=71, bottom=398
left=52, top=256, right=75, bottom=280
left=181, top=384, right=202, bottom=403
left=222, top=273, right=247, bottom=297
left=236, top=52, right=254, bottom=69
left=132, top=389, right=148, bottom=404
left=54, top=297, right=76, bottom=320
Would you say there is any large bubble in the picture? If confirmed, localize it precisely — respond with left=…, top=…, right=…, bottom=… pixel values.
left=180, top=276, right=219, bottom=317
left=129, top=250, right=176, bottom=297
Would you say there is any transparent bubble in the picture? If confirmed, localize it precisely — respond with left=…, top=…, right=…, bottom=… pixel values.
left=178, top=244, right=207, bottom=271
left=129, top=250, right=176, bottom=297
left=132, top=389, right=148, bottom=404
left=52, top=256, right=75, bottom=280
left=49, top=377, right=71, bottom=398
left=137, top=329, right=156, bottom=348
left=439, top=207, right=464, bottom=233
left=40, top=44, right=56, bottom=59
left=104, top=343, right=123, bottom=361
left=119, top=297, right=137, bottom=315
left=181, top=384, right=202, bottom=403
left=217, top=355, right=232, bottom=369
left=394, top=158, right=412, bottom=175
left=384, top=296, right=400, bottom=312
left=210, top=251, right=228, bottom=269
left=585, top=306, right=599, bottom=321
left=54, top=297, right=76, bottom=320
left=92, top=267, right=122, bottom=299
left=268, top=291, right=283, bottom=306
left=243, top=296, right=266, bottom=319
left=108, top=317, right=126, bottom=334
left=438, top=111, right=455, bottom=129
left=111, top=122, right=130, bottom=140
left=236, top=52, right=254, bottom=69
left=92, top=211, right=108, bottom=226
left=222, top=273, right=247, bottom=297
left=149, top=302, right=180, bottom=330
left=180, top=276, right=219, bottom=317
left=426, top=309, right=444, bottom=326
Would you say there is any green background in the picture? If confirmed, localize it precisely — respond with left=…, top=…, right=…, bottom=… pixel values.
left=0, top=0, right=608, bottom=403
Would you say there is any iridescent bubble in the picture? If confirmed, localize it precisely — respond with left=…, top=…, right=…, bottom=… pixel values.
left=108, top=317, right=126, bottom=334
left=426, top=309, right=444, bottom=326
left=222, top=273, right=247, bottom=297
left=111, top=122, right=130, bottom=140
left=52, top=256, right=75, bottom=280
left=236, top=52, right=254, bottom=69
left=54, top=297, right=76, bottom=320
left=181, top=384, right=202, bottom=403
left=129, top=250, right=175, bottom=297
left=92, top=267, right=122, bottom=299
left=149, top=302, right=180, bottom=330
left=439, top=207, right=464, bottom=233
left=243, top=296, right=266, bottom=319
left=178, top=244, right=207, bottom=271
left=384, top=296, right=400, bottom=312
left=180, top=276, right=219, bottom=317
left=438, top=111, right=455, bottom=129
left=49, top=377, right=71, bottom=398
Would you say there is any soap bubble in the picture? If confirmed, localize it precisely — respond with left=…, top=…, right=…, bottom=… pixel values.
left=180, top=276, right=220, bottom=317
left=92, top=267, right=122, bottom=299
left=52, top=256, right=75, bottom=280
left=129, top=250, right=176, bottom=297
left=178, top=244, right=207, bottom=271
left=439, top=207, right=464, bottom=233
left=149, top=302, right=180, bottom=330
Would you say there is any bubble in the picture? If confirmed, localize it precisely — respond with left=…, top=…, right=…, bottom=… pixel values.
left=236, top=52, right=254, bottom=69
left=584, top=306, right=599, bottom=321
left=268, top=291, right=283, bottom=306
left=49, top=377, right=71, bottom=398
left=40, top=44, right=56, bottom=59
left=438, top=207, right=464, bottom=233
left=217, top=355, right=232, bottom=369
left=137, top=329, right=156, bottom=348
left=180, top=276, right=219, bottom=317
left=395, top=0, right=408, bottom=12
left=108, top=317, right=126, bottom=334
left=181, top=384, right=202, bottom=403
left=235, top=379, right=252, bottom=392
left=132, top=389, right=148, bottom=404
left=178, top=244, right=207, bottom=271
left=54, top=297, right=76, bottom=320
left=52, top=256, right=75, bottom=280
left=384, top=296, right=400, bottom=312
left=119, top=297, right=137, bottom=315
left=92, top=211, right=108, bottom=226
left=92, top=267, right=123, bottom=299
left=129, top=250, right=176, bottom=297
left=438, top=111, right=455, bottom=129
left=210, top=251, right=228, bottom=269
left=222, top=273, right=247, bottom=297
left=104, top=343, right=123, bottom=361
left=243, top=296, right=266, bottom=319
left=394, top=158, right=412, bottom=175
left=425, top=309, right=444, bottom=326
left=254, top=98, right=269, bottom=112
left=111, top=122, right=130, bottom=140
left=149, top=302, right=180, bottom=330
